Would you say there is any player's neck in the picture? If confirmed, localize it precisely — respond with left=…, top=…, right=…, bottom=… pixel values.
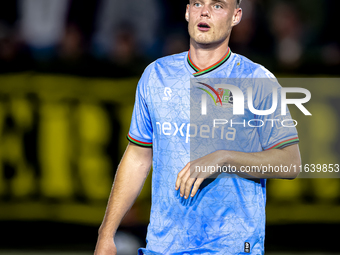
left=189, top=40, right=230, bottom=70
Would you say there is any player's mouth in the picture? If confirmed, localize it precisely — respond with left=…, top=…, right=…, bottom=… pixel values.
left=197, top=22, right=211, bottom=32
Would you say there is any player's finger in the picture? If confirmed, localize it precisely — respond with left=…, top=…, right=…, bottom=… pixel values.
left=183, top=166, right=200, bottom=198
left=190, top=178, right=205, bottom=197
left=179, top=169, right=190, bottom=197
left=184, top=176, right=196, bottom=199
left=175, top=163, right=190, bottom=190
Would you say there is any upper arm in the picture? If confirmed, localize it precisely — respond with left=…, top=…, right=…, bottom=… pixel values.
left=273, top=143, right=301, bottom=179
left=127, top=142, right=153, bottom=160
left=127, top=65, right=154, bottom=148
left=124, top=65, right=155, bottom=177
left=279, top=143, right=301, bottom=166
left=252, top=76, right=299, bottom=151
left=121, top=142, right=153, bottom=176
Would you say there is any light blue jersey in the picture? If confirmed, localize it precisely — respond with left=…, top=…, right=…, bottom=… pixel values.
left=128, top=49, right=299, bottom=255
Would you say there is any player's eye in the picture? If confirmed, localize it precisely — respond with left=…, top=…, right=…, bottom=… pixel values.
left=194, top=2, right=202, bottom=7
left=213, top=4, right=222, bottom=9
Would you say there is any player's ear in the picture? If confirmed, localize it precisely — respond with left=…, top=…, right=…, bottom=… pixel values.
left=185, top=4, right=190, bottom=22
left=232, top=8, right=242, bottom=27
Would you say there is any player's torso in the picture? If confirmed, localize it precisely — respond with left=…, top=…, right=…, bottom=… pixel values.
left=144, top=52, right=264, bottom=164
left=139, top=52, right=267, bottom=255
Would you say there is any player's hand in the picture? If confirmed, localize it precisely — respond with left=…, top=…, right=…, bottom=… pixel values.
left=94, top=235, right=117, bottom=255
left=175, top=150, right=224, bottom=199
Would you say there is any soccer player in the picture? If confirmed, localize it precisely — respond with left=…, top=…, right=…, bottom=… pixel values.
left=94, top=0, right=301, bottom=254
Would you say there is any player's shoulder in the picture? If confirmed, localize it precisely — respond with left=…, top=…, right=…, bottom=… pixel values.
left=233, top=53, right=276, bottom=80
left=141, top=51, right=187, bottom=78
left=233, top=53, right=281, bottom=98
left=138, top=52, right=188, bottom=93
left=154, top=51, right=187, bottom=66
left=153, top=52, right=188, bottom=74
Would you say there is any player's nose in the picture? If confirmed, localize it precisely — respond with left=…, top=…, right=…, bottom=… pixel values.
left=200, top=5, right=211, bottom=17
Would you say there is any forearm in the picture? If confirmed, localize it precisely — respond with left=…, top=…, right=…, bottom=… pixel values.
left=215, top=144, right=301, bottom=179
left=99, top=143, right=152, bottom=238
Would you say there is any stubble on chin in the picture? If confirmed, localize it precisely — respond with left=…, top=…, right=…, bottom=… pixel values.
left=194, top=35, right=210, bottom=45
left=189, top=28, right=214, bottom=45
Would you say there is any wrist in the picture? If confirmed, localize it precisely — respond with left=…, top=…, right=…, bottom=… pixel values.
left=98, top=225, right=116, bottom=238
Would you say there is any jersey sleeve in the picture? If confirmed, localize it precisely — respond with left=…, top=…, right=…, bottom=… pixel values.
left=252, top=70, right=299, bottom=151
left=127, top=65, right=153, bottom=147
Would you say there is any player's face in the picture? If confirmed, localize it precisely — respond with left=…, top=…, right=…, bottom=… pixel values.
left=186, top=0, right=242, bottom=46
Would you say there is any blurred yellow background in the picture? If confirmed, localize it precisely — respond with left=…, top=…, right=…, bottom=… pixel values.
left=0, top=74, right=339, bottom=228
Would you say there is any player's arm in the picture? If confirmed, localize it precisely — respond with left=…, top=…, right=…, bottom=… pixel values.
left=220, top=143, right=301, bottom=179
left=176, top=144, right=300, bottom=199
left=94, top=142, right=152, bottom=255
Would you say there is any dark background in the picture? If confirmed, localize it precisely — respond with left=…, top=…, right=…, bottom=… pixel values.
left=0, top=0, right=339, bottom=76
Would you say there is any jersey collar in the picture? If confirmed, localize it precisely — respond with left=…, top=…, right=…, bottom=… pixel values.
left=187, top=47, right=231, bottom=77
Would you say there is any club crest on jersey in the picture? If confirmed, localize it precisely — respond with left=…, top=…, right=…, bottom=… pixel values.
left=197, top=82, right=233, bottom=108
left=216, top=87, right=233, bottom=107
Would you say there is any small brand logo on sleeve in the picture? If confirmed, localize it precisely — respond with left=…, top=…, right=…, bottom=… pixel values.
left=162, top=87, right=172, bottom=101
left=244, top=242, right=250, bottom=253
